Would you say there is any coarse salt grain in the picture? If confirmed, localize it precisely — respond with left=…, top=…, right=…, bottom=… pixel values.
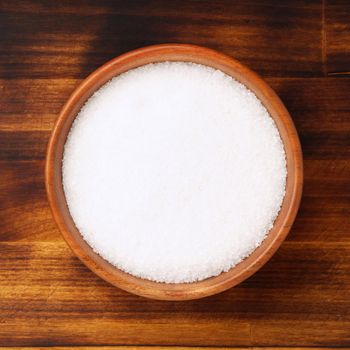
left=62, top=62, right=287, bottom=283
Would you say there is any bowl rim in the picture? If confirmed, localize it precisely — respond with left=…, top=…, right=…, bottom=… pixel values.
left=45, top=43, right=303, bottom=300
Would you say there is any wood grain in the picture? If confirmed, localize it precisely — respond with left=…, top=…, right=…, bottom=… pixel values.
left=0, top=345, right=349, bottom=350
left=325, top=0, right=350, bottom=74
left=0, top=241, right=349, bottom=346
left=1, top=348, right=349, bottom=350
left=0, top=0, right=349, bottom=346
left=0, top=0, right=322, bottom=78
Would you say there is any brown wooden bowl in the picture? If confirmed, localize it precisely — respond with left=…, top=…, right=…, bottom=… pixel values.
left=45, top=44, right=303, bottom=301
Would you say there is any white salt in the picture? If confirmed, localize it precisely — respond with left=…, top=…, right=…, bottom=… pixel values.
left=63, top=62, right=287, bottom=283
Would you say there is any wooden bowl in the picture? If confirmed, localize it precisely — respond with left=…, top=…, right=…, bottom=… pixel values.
left=46, top=44, right=303, bottom=300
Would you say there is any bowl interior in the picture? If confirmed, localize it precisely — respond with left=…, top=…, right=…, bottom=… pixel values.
left=46, top=44, right=303, bottom=300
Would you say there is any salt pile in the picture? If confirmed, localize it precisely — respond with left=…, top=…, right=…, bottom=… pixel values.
left=63, top=62, right=287, bottom=283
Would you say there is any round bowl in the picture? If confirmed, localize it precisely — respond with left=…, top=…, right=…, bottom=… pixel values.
left=45, top=44, right=303, bottom=300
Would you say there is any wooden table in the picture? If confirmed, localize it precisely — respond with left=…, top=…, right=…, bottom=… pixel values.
left=1, top=0, right=349, bottom=348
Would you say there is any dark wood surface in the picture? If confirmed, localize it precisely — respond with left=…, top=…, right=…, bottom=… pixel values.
left=0, top=0, right=349, bottom=347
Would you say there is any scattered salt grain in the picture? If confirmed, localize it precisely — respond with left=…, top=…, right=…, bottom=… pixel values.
left=63, top=62, right=287, bottom=283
